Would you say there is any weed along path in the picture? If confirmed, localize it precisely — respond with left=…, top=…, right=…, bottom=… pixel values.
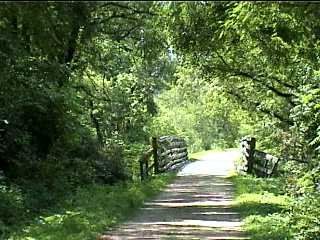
left=102, top=150, right=248, bottom=240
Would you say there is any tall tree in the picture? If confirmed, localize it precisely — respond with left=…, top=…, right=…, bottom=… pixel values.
left=164, top=2, right=320, bottom=160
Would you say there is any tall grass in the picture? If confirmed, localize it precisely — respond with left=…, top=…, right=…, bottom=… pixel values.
left=228, top=174, right=292, bottom=240
left=7, top=174, right=175, bottom=240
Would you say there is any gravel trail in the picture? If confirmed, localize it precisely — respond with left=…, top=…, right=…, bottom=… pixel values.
left=101, top=150, right=248, bottom=240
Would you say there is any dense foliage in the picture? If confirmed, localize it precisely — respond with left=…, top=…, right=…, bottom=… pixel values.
left=163, top=2, right=320, bottom=239
left=0, top=2, right=170, bottom=237
left=165, top=1, right=320, bottom=155
left=0, top=2, right=319, bottom=239
left=150, top=66, right=247, bottom=152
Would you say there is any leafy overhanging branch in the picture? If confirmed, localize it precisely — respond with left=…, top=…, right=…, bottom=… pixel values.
left=229, top=71, right=295, bottom=105
left=100, top=2, right=158, bottom=16
left=210, top=50, right=296, bottom=106
left=226, top=89, right=294, bottom=126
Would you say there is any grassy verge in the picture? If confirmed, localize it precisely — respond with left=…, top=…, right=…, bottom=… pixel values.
left=228, top=174, right=293, bottom=240
left=7, top=173, right=175, bottom=240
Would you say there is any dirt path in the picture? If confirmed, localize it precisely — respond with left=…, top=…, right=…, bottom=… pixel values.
left=102, top=150, right=248, bottom=240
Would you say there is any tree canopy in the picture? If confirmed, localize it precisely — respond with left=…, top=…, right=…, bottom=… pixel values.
left=165, top=1, right=320, bottom=160
left=0, top=2, right=319, bottom=239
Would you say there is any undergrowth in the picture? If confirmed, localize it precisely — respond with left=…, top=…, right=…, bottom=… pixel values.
left=3, top=174, right=175, bottom=240
left=229, top=174, right=320, bottom=240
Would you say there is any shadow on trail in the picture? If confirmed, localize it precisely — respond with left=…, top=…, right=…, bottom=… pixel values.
left=103, top=151, right=249, bottom=239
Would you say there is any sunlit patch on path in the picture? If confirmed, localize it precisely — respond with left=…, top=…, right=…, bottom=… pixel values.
left=101, top=150, right=249, bottom=239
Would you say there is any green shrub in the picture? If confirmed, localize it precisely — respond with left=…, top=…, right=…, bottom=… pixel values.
left=289, top=193, right=320, bottom=240
left=0, top=183, right=25, bottom=226
left=94, top=144, right=129, bottom=184
left=8, top=174, right=174, bottom=240
left=231, top=174, right=320, bottom=240
left=230, top=174, right=292, bottom=240
left=244, top=213, right=292, bottom=240
left=124, top=143, right=149, bottom=180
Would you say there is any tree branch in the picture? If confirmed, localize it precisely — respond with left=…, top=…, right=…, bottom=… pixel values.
left=73, top=84, right=111, bottom=103
left=92, top=13, right=139, bottom=26
left=213, top=50, right=296, bottom=104
left=230, top=71, right=295, bottom=103
left=214, top=50, right=229, bottom=68
left=100, top=2, right=157, bottom=16
left=112, top=25, right=141, bottom=42
left=266, top=74, right=294, bottom=89
left=226, top=89, right=294, bottom=126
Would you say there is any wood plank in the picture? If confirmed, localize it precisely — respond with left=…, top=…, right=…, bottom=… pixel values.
left=160, top=157, right=187, bottom=172
left=160, top=141, right=186, bottom=149
left=254, top=150, right=278, bottom=162
left=253, top=164, right=272, bottom=175
left=160, top=153, right=188, bottom=167
left=160, top=151, right=188, bottom=161
left=160, top=147, right=187, bottom=157
left=158, top=136, right=186, bottom=144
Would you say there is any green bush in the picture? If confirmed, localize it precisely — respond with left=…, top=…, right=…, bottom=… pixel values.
left=231, top=173, right=320, bottom=240
left=281, top=160, right=320, bottom=196
left=94, top=144, right=129, bottom=184
left=0, top=182, right=25, bottom=226
left=124, top=143, right=149, bottom=181
left=289, top=193, right=320, bottom=240
left=244, top=213, right=292, bottom=240
left=8, top=174, right=174, bottom=240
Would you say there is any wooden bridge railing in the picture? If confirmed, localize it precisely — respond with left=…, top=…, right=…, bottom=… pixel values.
left=240, top=136, right=279, bottom=177
left=139, top=136, right=188, bottom=180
